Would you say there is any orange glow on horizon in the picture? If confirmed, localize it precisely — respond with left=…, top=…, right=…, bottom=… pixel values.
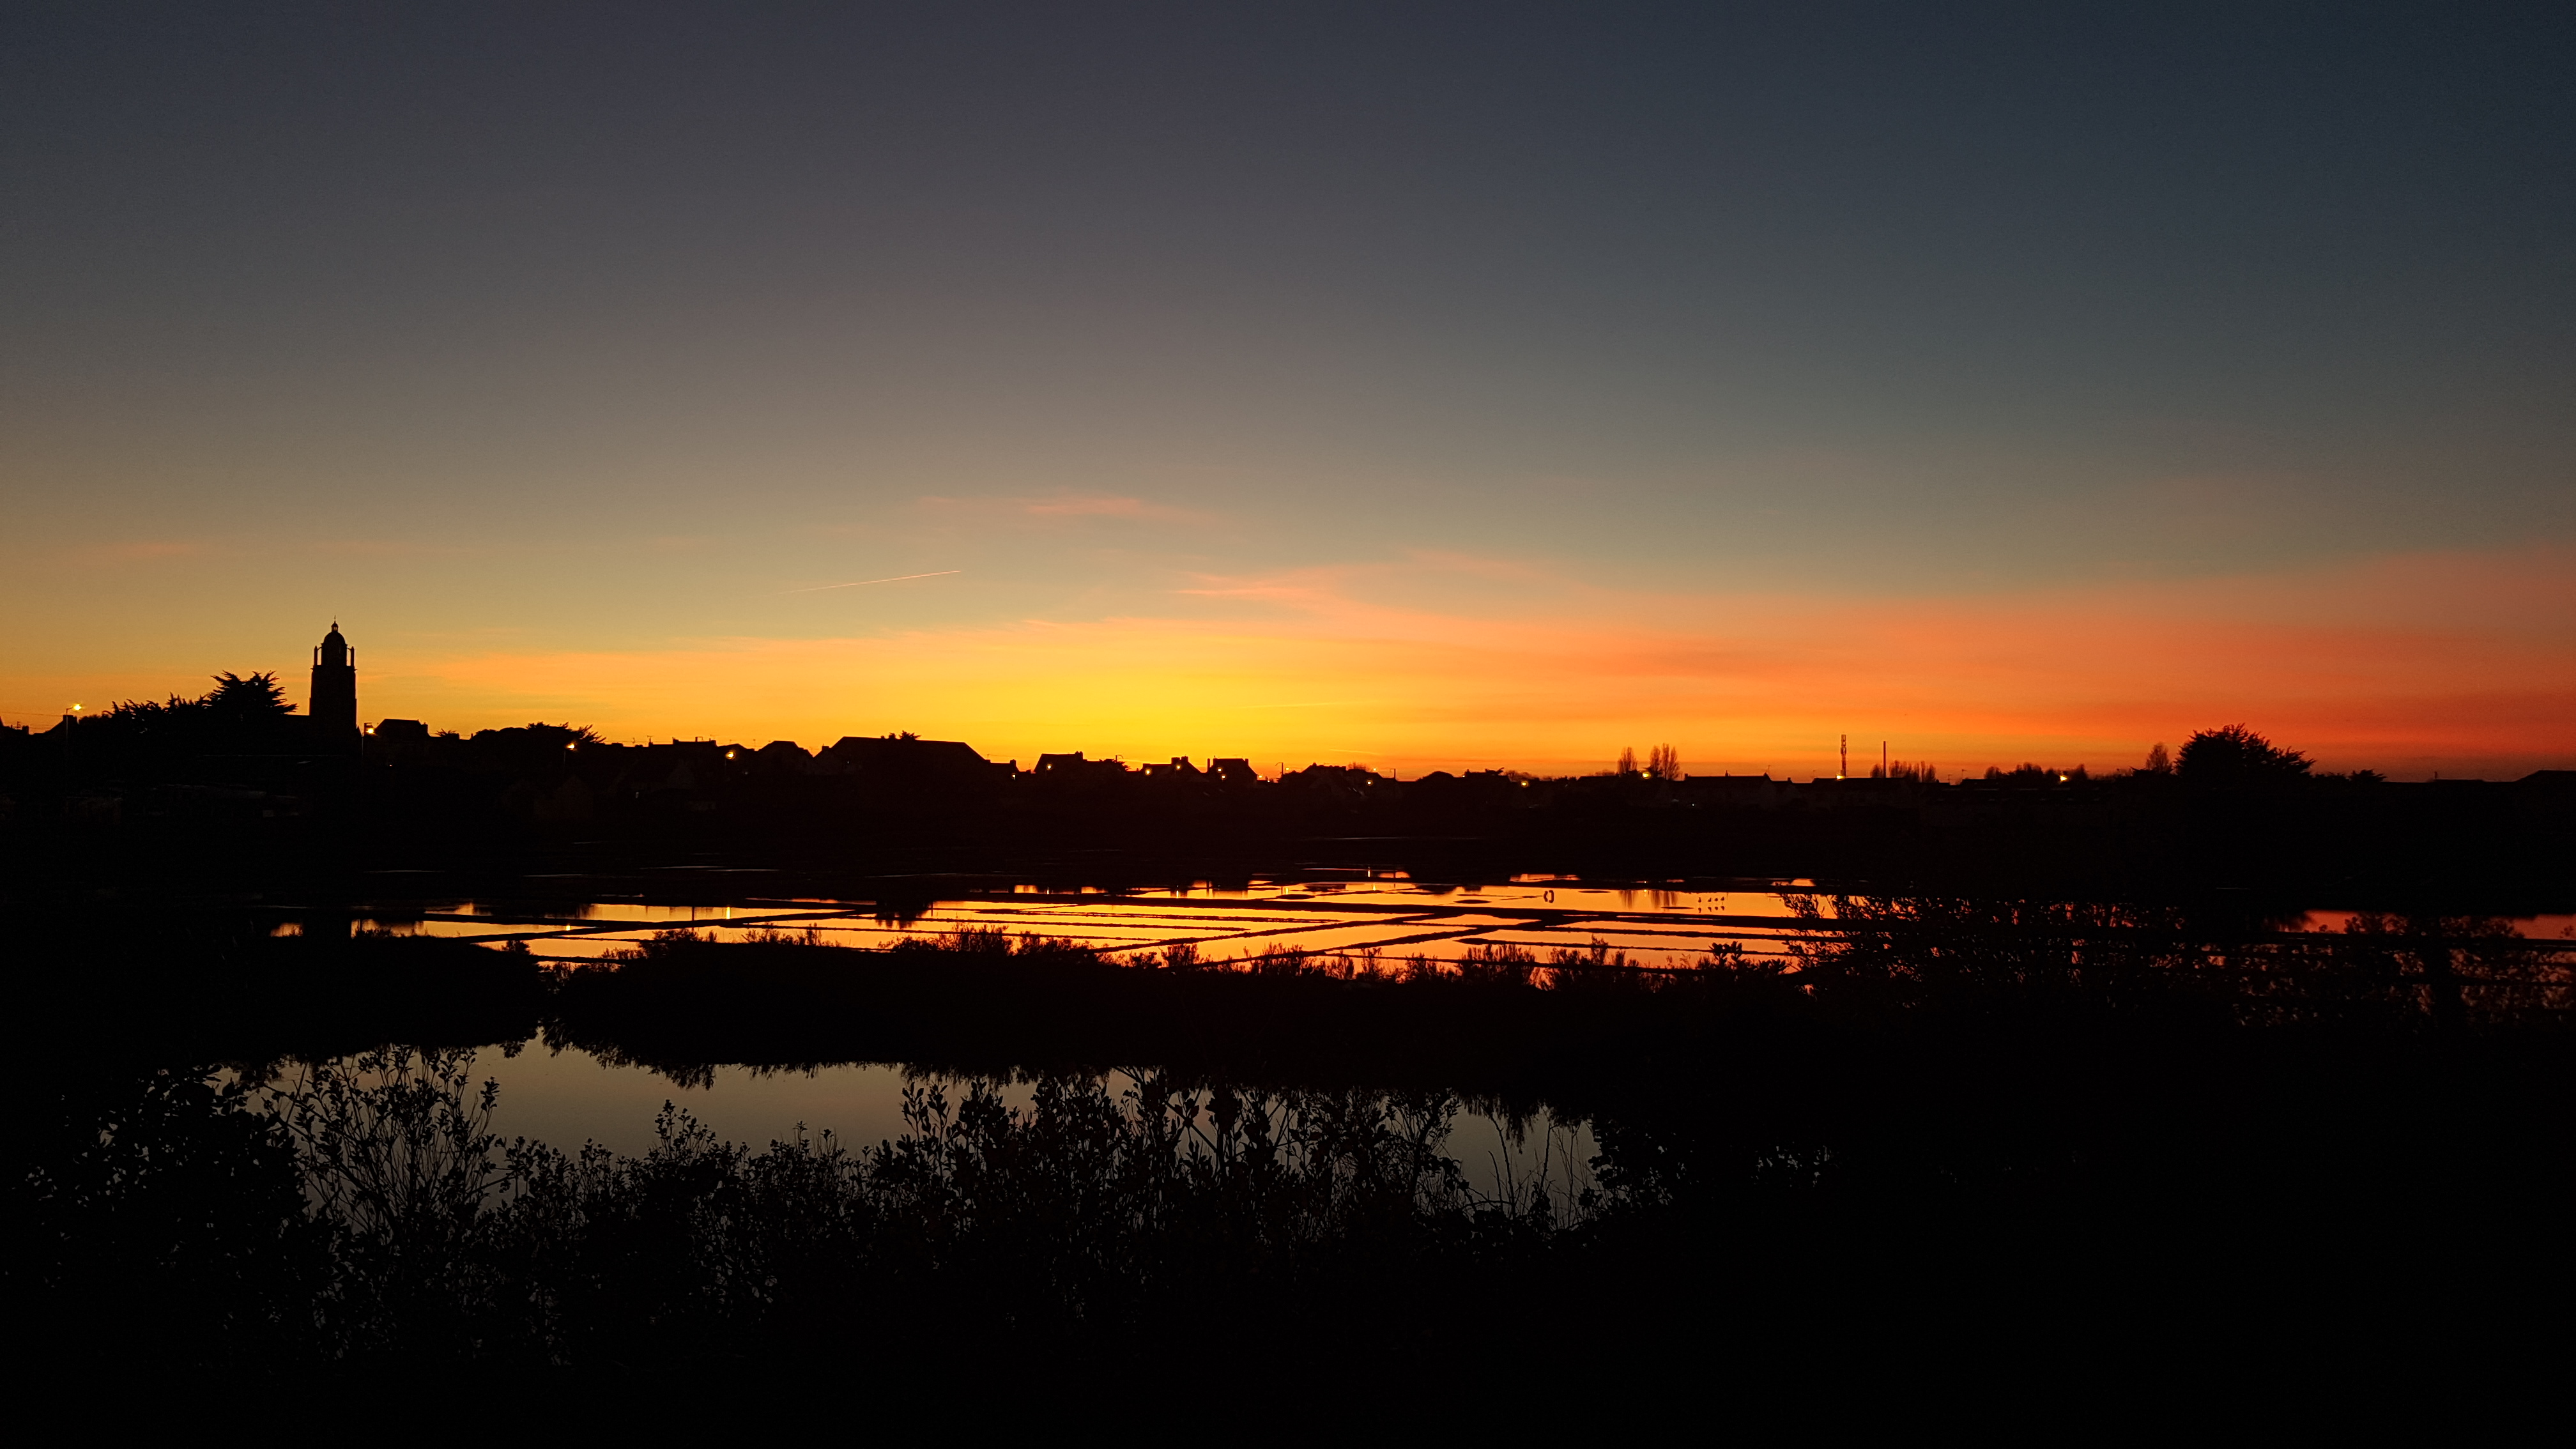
left=10, top=546, right=2570, bottom=781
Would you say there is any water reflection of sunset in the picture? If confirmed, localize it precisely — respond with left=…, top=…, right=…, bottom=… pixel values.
left=307, top=887, right=2576, bottom=976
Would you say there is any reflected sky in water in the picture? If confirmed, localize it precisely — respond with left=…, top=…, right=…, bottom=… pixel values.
left=248, top=876, right=2572, bottom=1201
left=288, top=878, right=2576, bottom=970
left=293, top=879, right=1841, bottom=968
left=433, top=1037, right=1595, bottom=1210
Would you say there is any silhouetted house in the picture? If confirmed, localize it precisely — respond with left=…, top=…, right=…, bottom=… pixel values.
left=1208, top=758, right=1260, bottom=787
left=1278, top=763, right=1389, bottom=806
left=599, top=741, right=730, bottom=814
left=507, top=773, right=595, bottom=823
left=1678, top=774, right=1784, bottom=809
left=1404, top=770, right=1462, bottom=805
left=645, top=742, right=728, bottom=785
left=1406, top=769, right=1519, bottom=809
left=1139, top=756, right=1204, bottom=779
left=2516, top=770, right=2576, bottom=827
left=1797, top=775, right=1922, bottom=810
left=819, top=735, right=1012, bottom=800
left=363, top=716, right=432, bottom=767
left=1034, top=751, right=1132, bottom=789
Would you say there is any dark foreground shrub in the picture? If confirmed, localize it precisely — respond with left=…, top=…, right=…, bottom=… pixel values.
left=18, top=1049, right=1571, bottom=1379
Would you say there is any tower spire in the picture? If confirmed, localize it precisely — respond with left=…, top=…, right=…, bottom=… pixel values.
left=309, top=620, right=358, bottom=748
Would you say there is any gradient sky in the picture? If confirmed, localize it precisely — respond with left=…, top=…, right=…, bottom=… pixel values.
left=5, top=3, right=2570, bottom=778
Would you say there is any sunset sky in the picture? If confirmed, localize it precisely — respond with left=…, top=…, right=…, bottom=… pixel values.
left=4, top=4, right=2570, bottom=779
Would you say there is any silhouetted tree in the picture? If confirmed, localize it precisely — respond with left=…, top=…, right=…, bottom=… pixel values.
left=208, top=671, right=292, bottom=718
left=81, top=693, right=213, bottom=753
left=2178, top=724, right=2310, bottom=785
left=462, top=723, right=604, bottom=778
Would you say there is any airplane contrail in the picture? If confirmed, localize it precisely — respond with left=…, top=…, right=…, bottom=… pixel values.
left=782, top=569, right=962, bottom=594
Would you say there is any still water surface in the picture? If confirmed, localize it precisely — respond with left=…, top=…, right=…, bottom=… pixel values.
left=414, top=1037, right=1598, bottom=1206
left=301, top=877, right=2576, bottom=967
left=273, top=877, right=2566, bottom=1197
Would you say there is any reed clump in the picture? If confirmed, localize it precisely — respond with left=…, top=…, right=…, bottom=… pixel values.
left=1779, top=893, right=2575, bottom=1023
left=24, top=1048, right=1577, bottom=1374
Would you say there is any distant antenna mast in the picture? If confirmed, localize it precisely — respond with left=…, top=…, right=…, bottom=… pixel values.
left=1882, top=740, right=1889, bottom=776
left=1839, top=733, right=1848, bottom=779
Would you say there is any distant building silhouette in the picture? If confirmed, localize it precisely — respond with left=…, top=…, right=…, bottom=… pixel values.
left=1034, top=751, right=1131, bottom=787
left=309, top=622, right=358, bottom=748
left=1678, top=773, right=1783, bottom=809
left=756, top=740, right=813, bottom=767
left=818, top=735, right=1011, bottom=792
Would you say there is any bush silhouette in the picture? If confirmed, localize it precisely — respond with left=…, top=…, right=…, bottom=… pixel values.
left=208, top=670, right=293, bottom=718
left=2178, top=723, right=2311, bottom=785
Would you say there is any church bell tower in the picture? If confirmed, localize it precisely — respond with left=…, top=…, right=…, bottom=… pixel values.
left=310, top=622, right=358, bottom=746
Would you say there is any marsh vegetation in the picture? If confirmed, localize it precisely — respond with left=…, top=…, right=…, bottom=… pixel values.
left=18, top=904, right=2573, bottom=1388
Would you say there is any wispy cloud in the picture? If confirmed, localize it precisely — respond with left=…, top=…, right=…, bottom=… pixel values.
left=781, top=570, right=962, bottom=594
left=306, top=539, right=456, bottom=558
left=78, top=540, right=210, bottom=562
left=1020, top=495, right=1188, bottom=519
left=917, top=493, right=1213, bottom=525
